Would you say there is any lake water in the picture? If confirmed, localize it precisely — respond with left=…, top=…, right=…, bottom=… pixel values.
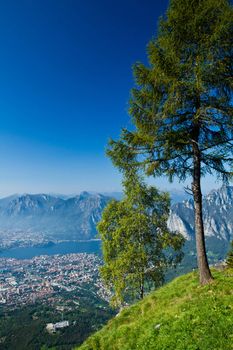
left=0, top=240, right=102, bottom=259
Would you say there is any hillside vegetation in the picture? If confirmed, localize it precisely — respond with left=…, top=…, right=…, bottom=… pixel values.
left=76, top=269, right=233, bottom=350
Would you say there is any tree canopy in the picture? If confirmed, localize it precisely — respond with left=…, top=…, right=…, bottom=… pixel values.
left=109, top=0, right=232, bottom=180
left=107, top=0, right=233, bottom=284
left=98, top=175, right=184, bottom=306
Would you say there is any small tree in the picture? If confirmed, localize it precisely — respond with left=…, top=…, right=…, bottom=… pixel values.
left=108, top=0, right=233, bottom=285
left=226, top=241, right=233, bottom=268
left=98, top=175, right=184, bottom=307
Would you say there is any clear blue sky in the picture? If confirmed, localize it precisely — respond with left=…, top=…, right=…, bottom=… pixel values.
left=0, top=0, right=223, bottom=196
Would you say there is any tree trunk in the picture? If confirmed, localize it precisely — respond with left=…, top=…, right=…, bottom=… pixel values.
left=139, top=274, right=144, bottom=299
left=139, top=280, right=144, bottom=299
left=192, top=140, right=213, bottom=285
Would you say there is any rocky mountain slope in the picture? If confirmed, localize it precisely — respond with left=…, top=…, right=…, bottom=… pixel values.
left=166, top=185, right=233, bottom=265
left=168, top=185, right=233, bottom=243
left=0, top=186, right=232, bottom=250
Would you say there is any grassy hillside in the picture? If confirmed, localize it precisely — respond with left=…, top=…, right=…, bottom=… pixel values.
left=75, top=269, right=233, bottom=350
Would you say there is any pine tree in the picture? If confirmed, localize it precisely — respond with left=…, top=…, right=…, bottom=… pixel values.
left=98, top=174, right=184, bottom=307
left=226, top=241, right=233, bottom=268
left=108, top=0, right=233, bottom=285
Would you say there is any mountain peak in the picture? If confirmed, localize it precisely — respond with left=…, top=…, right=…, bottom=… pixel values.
left=168, top=185, right=233, bottom=242
left=0, top=192, right=111, bottom=240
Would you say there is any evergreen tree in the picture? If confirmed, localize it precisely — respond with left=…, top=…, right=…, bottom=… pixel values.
left=226, top=241, right=233, bottom=268
left=108, top=0, right=233, bottom=284
left=98, top=174, right=184, bottom=307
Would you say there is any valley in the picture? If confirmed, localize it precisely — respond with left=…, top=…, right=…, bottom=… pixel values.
left=0, top=186, right=232, bottom=262
left=0, top=186, right=232, bottom=349
left=0, top=253, right=114, bottom=350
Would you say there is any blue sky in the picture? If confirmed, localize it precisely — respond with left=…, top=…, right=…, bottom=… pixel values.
left=0, top=0, right=224, bottom=196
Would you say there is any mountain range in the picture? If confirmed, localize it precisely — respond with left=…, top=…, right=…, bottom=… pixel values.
left=0, top=192, right=111, bottom=240
left=0, top=186, right=232, bottom=258
left=168, top=185, right=233, bottom=263
left=168, top=185, right=233, bottom=242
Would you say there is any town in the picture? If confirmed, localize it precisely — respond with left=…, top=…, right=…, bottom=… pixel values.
left=0, top=229, right=53, bottom=249
left=0, top=253, right=111, bottom=308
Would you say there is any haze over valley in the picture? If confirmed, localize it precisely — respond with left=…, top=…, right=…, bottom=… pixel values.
left=0, top=186, right=232, bottom=263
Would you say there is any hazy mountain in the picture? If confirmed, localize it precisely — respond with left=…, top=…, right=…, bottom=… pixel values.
left=101, top=190, right=188, bottom=203
left=0, top=192, right=111, bottom=240
left=0, top=187, right=232, bottom=259
left=168, top=189, right=189, bottom=204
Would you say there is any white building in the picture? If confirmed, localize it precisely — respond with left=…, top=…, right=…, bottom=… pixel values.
left=46, top=320, right=69, bottom=333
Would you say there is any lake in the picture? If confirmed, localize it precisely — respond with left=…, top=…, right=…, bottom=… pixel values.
left=0, top=240, right=102, bottom=259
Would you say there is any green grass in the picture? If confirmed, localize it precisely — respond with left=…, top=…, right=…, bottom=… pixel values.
left=75, top=269, right=233, bottom=350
